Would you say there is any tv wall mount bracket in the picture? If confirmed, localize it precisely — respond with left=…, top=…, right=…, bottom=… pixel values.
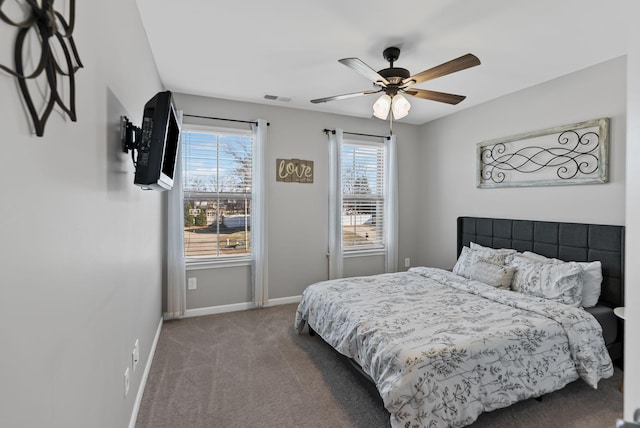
left=121, top=116, right=141, bottom=152
left=120, top=116, right=144, bottom=169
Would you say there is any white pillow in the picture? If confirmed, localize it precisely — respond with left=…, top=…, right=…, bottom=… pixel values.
left=576, top=261, right=602, bottom=307
left=521, top=251, right=602, bottom=308
left=519, top=251, right=550, bottom=263
left=467, top=253, right=516, bottom=289
left=510, top=256, right=583, bottom=307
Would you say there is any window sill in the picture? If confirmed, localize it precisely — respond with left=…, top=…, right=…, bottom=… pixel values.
left=343, top=247, right=385, bottom=258
left=186, top=257, right=252, bottom=270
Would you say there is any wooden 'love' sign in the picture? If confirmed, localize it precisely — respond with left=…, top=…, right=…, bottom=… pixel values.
left=276, top=158, right=314, bottom=183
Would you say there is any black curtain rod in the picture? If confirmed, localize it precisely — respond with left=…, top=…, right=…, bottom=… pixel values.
left=184, top=114, right=270, bottom=126
left=323, top=129, right=390, bottom=140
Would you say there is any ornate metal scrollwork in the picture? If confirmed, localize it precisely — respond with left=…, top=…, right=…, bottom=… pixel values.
left=0, top=0, right=82, bottom=136
left=480, top=128, right=601, bottom=184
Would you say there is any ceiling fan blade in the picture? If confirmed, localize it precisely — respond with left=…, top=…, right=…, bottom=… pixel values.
left=339, top=58, right=390, bottom=86
left=402, top=53, right=480, bottom=87
left=311, top=89, right=381, bottom=104
left=404, top=88, right=466, bottom=105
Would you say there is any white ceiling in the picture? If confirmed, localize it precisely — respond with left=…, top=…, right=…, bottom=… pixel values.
left=136, top=0, right=628, bottom=125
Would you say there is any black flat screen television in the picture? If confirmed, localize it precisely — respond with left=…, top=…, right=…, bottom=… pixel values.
left=133, top=91, right=181, bottom=191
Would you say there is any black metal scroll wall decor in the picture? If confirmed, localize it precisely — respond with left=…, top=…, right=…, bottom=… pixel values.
left=0, top=0, right=82, bottom=136
left=477, top=118, right=609, bottom=188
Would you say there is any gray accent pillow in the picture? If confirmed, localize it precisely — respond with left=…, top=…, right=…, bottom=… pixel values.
left=468, top=242, right=518, bottom=265
left=453, top=247, right=516, bottom=289
left=467, top=253, right=516, bottom=289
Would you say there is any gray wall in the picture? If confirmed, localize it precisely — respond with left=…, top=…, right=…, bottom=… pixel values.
left=624, top=4, right=640, bottom=418
left=0, top=1, right=164, bottom=427
left=174, top=94, right=422, bottom=310
left=417, top=56, right=627, bottom=270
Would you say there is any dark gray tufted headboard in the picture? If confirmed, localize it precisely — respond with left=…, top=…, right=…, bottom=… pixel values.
left=457, top=216, right=625, bottom=308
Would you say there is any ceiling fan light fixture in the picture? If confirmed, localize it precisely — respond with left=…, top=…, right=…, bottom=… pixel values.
left=391, top=94, right=411, bottom=120
left=372, top=94, right=391, bottom=120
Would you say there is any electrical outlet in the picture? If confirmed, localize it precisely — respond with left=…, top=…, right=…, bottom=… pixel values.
left=132, top=339, right=140, bottom=372
left=188, top=277, right=197, bottom=290
left=124, top=367, right=130, bottom=397
left=404, top=258, right=411, bottom=268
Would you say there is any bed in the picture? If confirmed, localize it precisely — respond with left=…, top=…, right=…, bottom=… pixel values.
left=294, top=216, right=624, bottom=428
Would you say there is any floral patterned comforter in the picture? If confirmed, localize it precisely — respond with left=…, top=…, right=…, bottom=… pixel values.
left=294, top=267, right=613, bottom=428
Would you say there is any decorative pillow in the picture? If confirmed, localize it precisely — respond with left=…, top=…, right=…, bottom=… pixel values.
left=521, top=251, right=602, bottom=308
left=467, top=253, right=516, bottom=289
left=510, top=256, right=584, bottom=306
left=468, top=242, right=518, bottom=265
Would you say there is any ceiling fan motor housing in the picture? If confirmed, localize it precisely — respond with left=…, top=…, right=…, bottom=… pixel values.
left=378, top=67, right=410, bottom=85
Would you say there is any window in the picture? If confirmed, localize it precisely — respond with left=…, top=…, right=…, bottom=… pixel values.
left=181, top=127, right=253, bottom=260
left=341, top=140, right=384, bottom=250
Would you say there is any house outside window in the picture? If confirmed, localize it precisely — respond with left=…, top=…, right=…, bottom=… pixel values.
left=181, top=127, right=253, bottom=261
left=341, top=140, right=385, bottom=251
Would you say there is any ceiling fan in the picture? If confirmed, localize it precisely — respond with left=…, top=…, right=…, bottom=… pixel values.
left=311, top=47, right=481, bottom=121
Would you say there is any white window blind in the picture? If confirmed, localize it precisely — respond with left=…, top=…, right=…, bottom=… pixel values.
left=341, top=141, right=385, bottom=250
left=181, top=128, right=253, bottom=259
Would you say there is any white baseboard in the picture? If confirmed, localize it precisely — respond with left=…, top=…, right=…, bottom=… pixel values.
left=265, top=295, right=302, bottom=306
left=184, top=295, right=302, bottom=318
left=185, top=301, right=254, bottom=317
left=128, top=316, right=163, bottom=428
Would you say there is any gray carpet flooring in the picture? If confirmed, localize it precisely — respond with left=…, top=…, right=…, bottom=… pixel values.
left=135, top=303, right=623, bottom=428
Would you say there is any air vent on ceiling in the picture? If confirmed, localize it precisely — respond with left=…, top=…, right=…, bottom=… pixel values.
left=264, top=94, right=291, bottom=102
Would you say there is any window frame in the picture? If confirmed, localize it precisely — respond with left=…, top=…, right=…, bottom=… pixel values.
left=181, top=124, right=254, bottom=269
left=340, top=138, right=386, bottom=256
